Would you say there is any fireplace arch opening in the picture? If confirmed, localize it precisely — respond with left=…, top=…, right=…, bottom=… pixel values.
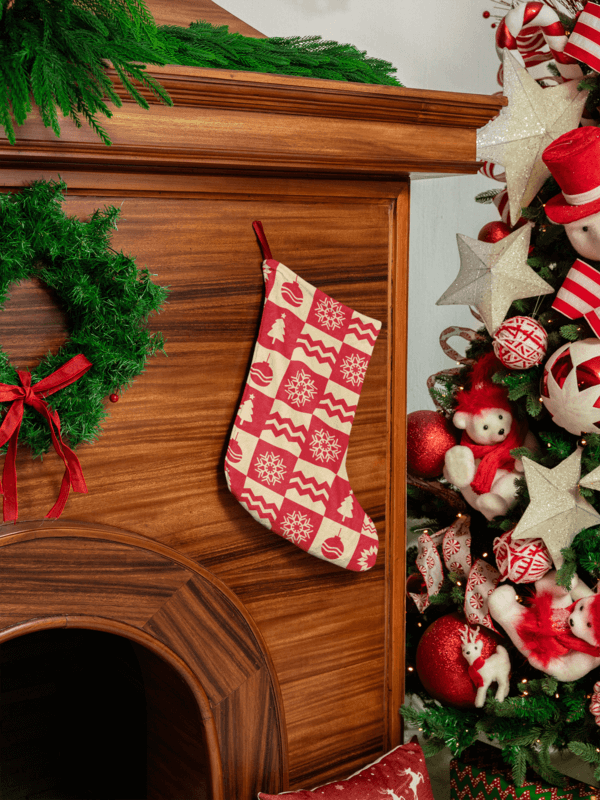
left=0, top=522, right=288, bottom=798
left=0, top=626, right=212, bottom=800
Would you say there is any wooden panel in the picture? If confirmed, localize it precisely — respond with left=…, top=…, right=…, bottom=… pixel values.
left=143, top=578, right=263, bottom=703
left=212, top=669, right=286, bottom=797
left=0, top=538, right=190, bottom=630
left=0, top=179, right=394, bottom=788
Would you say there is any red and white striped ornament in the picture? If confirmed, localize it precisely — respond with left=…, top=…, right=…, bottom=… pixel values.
left=565, top=2, right=600, bottom=73
left=552, top=258, right=600, bottom=337
left=493, top=529, right=552, bottom=584
left=495, top=1, right=582, bottom=80
left=590, top=680, right=600, bottom=725
left=492, top=316, right=548, bottom=369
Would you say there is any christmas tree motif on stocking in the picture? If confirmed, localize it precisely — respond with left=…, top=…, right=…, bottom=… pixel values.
left=225, top=221, right=382, bottom=571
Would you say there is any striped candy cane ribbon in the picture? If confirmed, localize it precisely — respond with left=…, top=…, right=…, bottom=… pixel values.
left=496, top=2, right=583, bottom=81
left=552, top=258, right=600, bottom=337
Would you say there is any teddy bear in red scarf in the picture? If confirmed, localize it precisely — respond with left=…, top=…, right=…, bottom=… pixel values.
left=443, top=352, right=536, bottom=520
left=489, top=570, right=600, bottom=681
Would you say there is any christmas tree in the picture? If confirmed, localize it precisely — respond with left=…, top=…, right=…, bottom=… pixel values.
left=402, top=1, right=600, bottom=788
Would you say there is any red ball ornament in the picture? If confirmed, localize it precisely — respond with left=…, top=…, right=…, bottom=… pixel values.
left=483, top=10, right=490, bottom=18
left=109, top=393, right=119, bottom=403
left=478, top=221, right=512, bottom=243
left=416, top=612, right=503, bottom=708
left=406, top=410, right=458, bottom=479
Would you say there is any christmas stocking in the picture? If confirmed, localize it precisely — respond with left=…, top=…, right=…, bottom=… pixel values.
left=225, top=221, right=382, bottom=571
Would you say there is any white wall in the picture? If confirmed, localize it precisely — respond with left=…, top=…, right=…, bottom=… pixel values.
left=218, top=0, right=501, bottom=411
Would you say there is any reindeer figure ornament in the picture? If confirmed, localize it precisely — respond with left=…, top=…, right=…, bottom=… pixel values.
left=460, top=624, right=511, bottom=708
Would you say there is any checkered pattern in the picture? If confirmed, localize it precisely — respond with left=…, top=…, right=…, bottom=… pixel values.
left=225, top=258, right=381, bottom=571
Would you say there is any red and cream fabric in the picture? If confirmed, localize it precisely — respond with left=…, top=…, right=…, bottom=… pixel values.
left=226, top=232, right=381, bottom=571
left=257, top=741, right=435, bottom=800
left=564, top=2, right=600, bottom=73
left=552, top=258, right=600, bottom=337
left=464, top=559, right=501, bottom=631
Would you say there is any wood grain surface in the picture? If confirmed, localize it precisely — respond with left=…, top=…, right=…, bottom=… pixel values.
left=0, top=524, right=287, bottom=798
left=0, top=56, right=502, bottom=796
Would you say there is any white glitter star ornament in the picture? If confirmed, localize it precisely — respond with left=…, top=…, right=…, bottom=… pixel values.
left=436, top=224, right=553, bottom=335
left=477, top=49, right=588, bottom=225
left=512, top=448, right=600, bottom=569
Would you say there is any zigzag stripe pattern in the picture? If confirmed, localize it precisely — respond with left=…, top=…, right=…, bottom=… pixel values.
left=450, top=761, right=581, bottom=800
left=295, top=333, right=338, bottom=364
left=265, top=413, right=307, bottom=443
left=289, top=473, right=330, bottom=503
left=317, top=393, right=357, bottom=423
left=348, top=319, right=379, bottom=345
left=362, top=517, right=378, bottom=537
left=241, top=489, right=278, bottom=521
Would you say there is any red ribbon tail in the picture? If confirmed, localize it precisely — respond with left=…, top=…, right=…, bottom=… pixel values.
left=2, top=428, right=21, bottom=523
left=42, top=411, right=88, bottom=520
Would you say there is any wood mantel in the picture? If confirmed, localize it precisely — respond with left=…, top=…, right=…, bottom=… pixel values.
left=0, top=65, right=503, bottom=177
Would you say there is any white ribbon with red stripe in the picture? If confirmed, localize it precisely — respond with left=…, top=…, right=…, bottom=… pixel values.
left=409, top=516, right=472, bottom=612
left=565, top=2, right=600, bottom=74
left=552, top=258, right=600, bottom=337
left=464, top=559, right=501, bottom=632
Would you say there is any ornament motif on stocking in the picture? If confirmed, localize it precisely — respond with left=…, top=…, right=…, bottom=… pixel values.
left=225, top=222, right=381, bottom=571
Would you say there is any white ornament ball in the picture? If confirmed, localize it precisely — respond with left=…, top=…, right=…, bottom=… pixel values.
left=493, top=529, right=552, bottom=584
left=492, top=316, right=547, bottom=370
left=541, top=338, right=600, bottom=436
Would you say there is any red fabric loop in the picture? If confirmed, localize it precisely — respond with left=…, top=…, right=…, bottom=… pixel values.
left=0, top=353, right=93, bottom=522
left=252, top=220, right=273, bottom=261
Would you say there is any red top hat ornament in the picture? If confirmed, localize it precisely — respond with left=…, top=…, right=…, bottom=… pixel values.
left=543, top=126, right=600, bottom=224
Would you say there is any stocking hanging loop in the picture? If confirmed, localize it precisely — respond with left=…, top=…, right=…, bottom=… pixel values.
left=252, top=220, right=273, bottom=261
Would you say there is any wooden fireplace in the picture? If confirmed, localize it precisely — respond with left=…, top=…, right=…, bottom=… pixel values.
left=0, top=1, right=502, bottom=796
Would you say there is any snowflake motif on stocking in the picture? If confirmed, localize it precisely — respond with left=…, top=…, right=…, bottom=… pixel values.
left=358, top=544, right=378, bottom=571
left=285, top=369, right=317, bottom=407
left=254, top=451, right=286, bottom=486
left=310, top=428, right=342, bottom=463
left=281, top=509, right=313, bottom=544
left=340, top=352, right=368, bottom=386
left=315, top=297, right=345, bottom=330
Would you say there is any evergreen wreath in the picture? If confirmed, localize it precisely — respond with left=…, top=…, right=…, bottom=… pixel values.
left=0, top=179, right=167, bottom=457
left=0, top=0, right=402, bottom=146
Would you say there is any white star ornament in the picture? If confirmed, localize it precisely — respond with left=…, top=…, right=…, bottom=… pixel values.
left=435, top=224, right=553, bottom=336
left=512, top=449, right=600, bottom=569
left=477, top=50, right=588, bottom=226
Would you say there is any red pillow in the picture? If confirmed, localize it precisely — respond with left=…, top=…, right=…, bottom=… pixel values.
left=257, top=741, right=435, bottom=799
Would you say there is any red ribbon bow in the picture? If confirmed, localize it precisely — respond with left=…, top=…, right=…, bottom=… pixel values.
left=0, top=354, right=92, bottom=522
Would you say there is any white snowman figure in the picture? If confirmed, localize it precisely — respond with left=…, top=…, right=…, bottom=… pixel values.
left=543, top=127, right=600, bottom=333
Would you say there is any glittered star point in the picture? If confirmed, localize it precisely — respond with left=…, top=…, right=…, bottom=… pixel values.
left=477, top=49, right=588, bottom=225
left=512, top=449, right=600, bottom=568
left=435, top=223, right=553, bottom=335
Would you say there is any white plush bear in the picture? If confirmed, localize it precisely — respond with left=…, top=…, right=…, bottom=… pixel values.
left=443, top=352, right=535, bottom=521
left=489, top=571, right=600, bottom=682
left=443, top=406, right=535, bottom=521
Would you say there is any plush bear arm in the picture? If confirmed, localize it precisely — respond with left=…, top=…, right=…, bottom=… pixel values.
left=444, top=445, right=476, bottom=488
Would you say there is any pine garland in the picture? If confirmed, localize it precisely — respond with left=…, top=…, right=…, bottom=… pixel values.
left=0, top=0, right=402, bottom=146
left=0, top=179, right=167, bottom=456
